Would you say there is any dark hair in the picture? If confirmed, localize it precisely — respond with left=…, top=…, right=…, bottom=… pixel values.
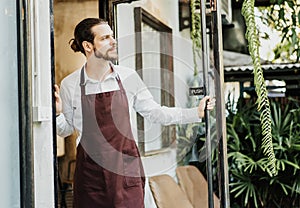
left=69, top=18, right=107, bottom=55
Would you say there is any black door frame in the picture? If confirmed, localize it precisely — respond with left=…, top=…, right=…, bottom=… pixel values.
left=17, top=0, right=35, bottom=207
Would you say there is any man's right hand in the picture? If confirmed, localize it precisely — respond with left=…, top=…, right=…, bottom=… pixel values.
left=197, top=96, right=215, bottom=118
left=54, top=84, right=62, bottom=116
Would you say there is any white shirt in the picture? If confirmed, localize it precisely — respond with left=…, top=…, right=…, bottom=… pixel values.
left=56, top=64, right=201, bottom=144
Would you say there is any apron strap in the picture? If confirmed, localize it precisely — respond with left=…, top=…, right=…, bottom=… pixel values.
left=80, top=66, right=85, bottom=95
left=80, top=65, right=124, bottom=95
left=115, top=75, right=125, bottom=93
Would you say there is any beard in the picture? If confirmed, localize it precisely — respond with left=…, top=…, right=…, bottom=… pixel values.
left=94, top=47, right=118, bottom=62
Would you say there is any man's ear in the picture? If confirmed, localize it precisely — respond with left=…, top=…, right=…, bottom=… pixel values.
left=82, top=41, right=93, bottom=53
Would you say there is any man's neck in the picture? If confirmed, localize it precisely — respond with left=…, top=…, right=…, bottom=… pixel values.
left=85, top=58, right=112, bottom=81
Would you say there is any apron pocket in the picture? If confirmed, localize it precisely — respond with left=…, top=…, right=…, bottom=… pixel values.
left=123, top=154, right=142, bottom=188
left=124, top=176, right=141, bottom=188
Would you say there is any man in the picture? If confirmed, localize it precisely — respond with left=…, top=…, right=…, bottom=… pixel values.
left=55, top=18, right=215, bottom=208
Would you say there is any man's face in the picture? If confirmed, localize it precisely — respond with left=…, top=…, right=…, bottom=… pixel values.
left=91, top=24, right=118, bottom=61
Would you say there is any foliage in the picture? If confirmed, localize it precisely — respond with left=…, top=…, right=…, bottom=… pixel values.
left=227, top=98, right=300, bottom=208
left=176, top=122, right=205, bottom=165
left=190, top=0, right=201, bottom=76
left=258, top=0, right=300, bottom=62
left=242, top=0, right=277, bottom=176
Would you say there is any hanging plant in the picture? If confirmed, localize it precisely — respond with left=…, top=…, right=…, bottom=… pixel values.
left=241, top=0, right=277, bottom=176
left=188, top=0, right=203, bottom=109
left=190, top=0, right=202, bottom=76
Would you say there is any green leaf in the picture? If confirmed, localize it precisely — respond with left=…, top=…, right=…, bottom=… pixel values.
left=279, top=183, right=289, bottom=195
left=292, top=13, right=297, bottom=25
left=286, top=0, right=294, bottom=8
left=291, top=28, right=297, bottom=45
left=277, top=0, right=284, bottom=4
left=282, top=159, right=300, bottom=170
left=291, top=144, right=300, bottom=151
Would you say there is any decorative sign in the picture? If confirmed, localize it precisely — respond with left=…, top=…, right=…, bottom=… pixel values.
left=189, top=87, right=204, bottom=96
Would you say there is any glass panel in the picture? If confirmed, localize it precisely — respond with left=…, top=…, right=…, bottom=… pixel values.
left=116, top=5, right=175, bottom=155
left=142, top=23, right=162, bottom=152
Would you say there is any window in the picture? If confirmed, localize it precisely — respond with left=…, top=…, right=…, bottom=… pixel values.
left=134, top=7, right=175, bottom=156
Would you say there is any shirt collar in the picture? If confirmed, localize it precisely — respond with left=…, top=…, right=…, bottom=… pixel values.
left=82, top=62, right=118, bottom=85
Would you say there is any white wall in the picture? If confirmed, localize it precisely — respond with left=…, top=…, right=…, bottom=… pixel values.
left=0, top=1, right=20, bottom=207
left=31, top=0, right=55, bottom=207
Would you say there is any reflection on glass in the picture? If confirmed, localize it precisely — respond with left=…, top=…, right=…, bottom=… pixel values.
left=133, top=7, right=175, bottom=155
left=142, top=24, right=162, bottom=152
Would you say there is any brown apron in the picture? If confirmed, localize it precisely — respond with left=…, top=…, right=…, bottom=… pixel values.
left=73, top=67, right=145, bottom=208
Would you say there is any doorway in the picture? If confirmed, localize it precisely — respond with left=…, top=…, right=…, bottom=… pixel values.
left=53, top=0, right=99, bottom=207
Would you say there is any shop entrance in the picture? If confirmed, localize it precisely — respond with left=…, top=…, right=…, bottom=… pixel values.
left=53, top=0, right=99, bottom=207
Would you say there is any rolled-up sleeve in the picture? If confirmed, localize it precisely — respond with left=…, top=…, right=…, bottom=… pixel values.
left=56, top=113, right=73, bottom=137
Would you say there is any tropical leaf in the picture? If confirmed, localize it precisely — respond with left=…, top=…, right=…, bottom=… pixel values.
left=226, top=98, right=300, bottom=207
left=230, top=171, right=259, bottom=207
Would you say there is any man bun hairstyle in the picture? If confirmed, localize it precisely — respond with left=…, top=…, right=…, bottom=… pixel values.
left=69, top=18, right=107, bottom=55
